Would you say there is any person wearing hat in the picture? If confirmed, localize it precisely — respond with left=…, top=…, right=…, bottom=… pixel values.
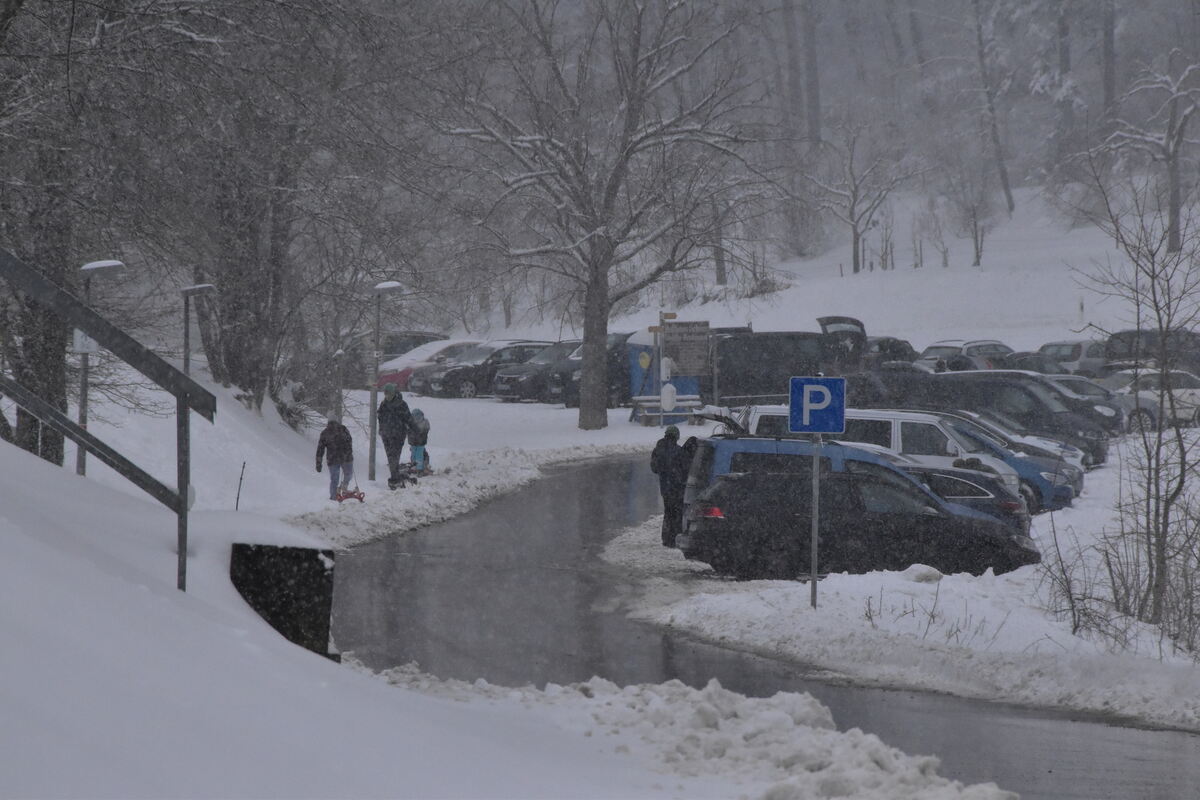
left=316, top=414, right=354, bottom=501
left=650, top=425, right=688, bottom=547
left=377, top=383, right=412, bottom=489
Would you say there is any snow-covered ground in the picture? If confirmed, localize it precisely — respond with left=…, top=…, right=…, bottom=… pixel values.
left=4, top=379, right=1009, bottom=799
left=5, top=188, right=1195, bottom=797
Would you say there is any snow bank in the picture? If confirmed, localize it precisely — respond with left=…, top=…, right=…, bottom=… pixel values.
left=370, top=663, right=1014, bottom=800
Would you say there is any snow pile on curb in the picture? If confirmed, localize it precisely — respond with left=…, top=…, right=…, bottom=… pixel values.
left=290, top=444, right=647, bottom=547
left=602, top=487, right=1200, bottom=732
left=366, top=662, right=1014, bottom=800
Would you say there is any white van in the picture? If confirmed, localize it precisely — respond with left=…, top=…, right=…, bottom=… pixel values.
left=737, top=405, right=1022, bottom=494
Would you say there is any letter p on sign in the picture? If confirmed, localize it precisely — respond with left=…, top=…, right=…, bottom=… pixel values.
left=789, top=377, right=846, bottom=434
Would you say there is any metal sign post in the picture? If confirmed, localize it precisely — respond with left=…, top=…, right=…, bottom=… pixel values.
left=788, top=377, right=846, bottom=609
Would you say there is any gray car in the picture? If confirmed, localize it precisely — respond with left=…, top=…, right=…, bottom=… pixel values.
left=917, top=339, right=1014, bottom=371
left=1038, top=340, right=1107, bottom=377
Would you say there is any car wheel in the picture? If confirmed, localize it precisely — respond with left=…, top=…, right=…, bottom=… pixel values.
left=1128, top=410, right=1154, bottom=434
left=457, top=380, right=478, bottom=399
left=1019, top=481, right=1040, bottom=515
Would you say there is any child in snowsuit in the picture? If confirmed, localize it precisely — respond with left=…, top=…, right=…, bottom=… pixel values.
left=407, top=408, right=432, bottom=475
left=316, top=416, right=354, bottom=500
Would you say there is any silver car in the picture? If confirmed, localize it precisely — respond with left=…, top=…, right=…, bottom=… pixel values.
left=1038, top=340, right=1107, bottom=377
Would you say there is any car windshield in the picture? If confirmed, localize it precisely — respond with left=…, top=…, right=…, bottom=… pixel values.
left=946, top=418, right=1006, bottom=451
left=966, top=342, right=1013, bottom=355
left=1041, top=343, right=1081, bottom=360
left=528, top=341, right=579, bottom=364
left=921, top=345, right=961, bottom=358
left=1100, top=371, right=1137, bottom=390
left=977, top=408, right=1028, bottom=434
left=1056, top=377, right=1107, bottom=397
left=1024, top=380, right=1069, bottom=412
left=452, top=345, right=498, bottom=365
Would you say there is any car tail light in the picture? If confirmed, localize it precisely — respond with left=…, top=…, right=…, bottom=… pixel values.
left=700, top=505, right=725, bottom=519
left=999, top=500, right=1023, bottom=512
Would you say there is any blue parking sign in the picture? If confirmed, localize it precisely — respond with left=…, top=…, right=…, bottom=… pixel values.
left=788, top=377, right=846, bottom=434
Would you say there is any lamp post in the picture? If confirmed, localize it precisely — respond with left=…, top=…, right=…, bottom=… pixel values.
left=367, top=281, right=405, bottom=481
left=180, top=284, right=217, bottom=376
left=76, top=259, right=125, bottom=476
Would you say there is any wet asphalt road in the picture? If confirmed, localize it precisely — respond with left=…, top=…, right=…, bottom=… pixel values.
left=331, top=456, right=1200, bottom=799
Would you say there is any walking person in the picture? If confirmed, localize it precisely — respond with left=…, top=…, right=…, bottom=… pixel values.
left=650, top=425, right=688, bottom=548
left=316, top=415, right=354, bottom=501
left=377, top=383, right=412, bottom=489
left=407, top=408, right=432, bottom=475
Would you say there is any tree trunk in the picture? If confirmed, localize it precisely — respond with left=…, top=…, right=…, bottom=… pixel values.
left=711, top=198, right=727, bottom=286
left=1101, top=0, right=1116, bottom=128
left=972, top=0, right=1015, bottom=215
left=780, top=0, right=804, bottom=139
left=1168, top=146, right=1182, bottom=253
left=851, top=228, right=862, bottom=274
left=802, top=0, right=821, bottom=145
left=578, top=264, right=611, bottom=431
left=1054, top=1, right=1075, bottom=166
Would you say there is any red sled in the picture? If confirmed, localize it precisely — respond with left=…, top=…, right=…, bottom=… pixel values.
left=335, top=487, right=365, bottom=503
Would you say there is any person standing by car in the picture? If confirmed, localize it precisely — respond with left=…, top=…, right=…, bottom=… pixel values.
left=651, top=425, right=688, bottom=547
left=316, top=415, right=354, bottom=501
left=378, top=383, right=412, bottom=489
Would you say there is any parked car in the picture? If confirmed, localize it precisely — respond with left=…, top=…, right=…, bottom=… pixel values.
left=958, top=369, right=1124, bottom=434
left=1038, top=339, right=1107, bottom=377
left=999, top=351, right=1067, bottom=374
left=953, top=408, right=1090, bottom=473
left=929, top=410, right=1079, bottom=513
left=408, top=340, right=551, bottom=398
left=737, top=404, right=1024, bottom=500
left=1104, top=328, right=1200, bottom=375
left=678, top=437, right=1040, bottom=579
left=375, top=338, right=480, bottom=390
left=865, top=336, right=919, bottom=368
left=901, top=462, right=1031, bottom=535
left=492, top=339, right=581, bottom=402
left=545, top=332, right=635, bottom=408
left=1099, top=368, right=1200, bottom=429
left=916, top=339, right=1014, bottom=371
left=1044, top=373, right=1144, bottom=433
left=873, top=372, right=1110, bottom=467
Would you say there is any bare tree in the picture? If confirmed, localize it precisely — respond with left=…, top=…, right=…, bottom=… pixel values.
left=970, top=0, right=1015, bottom=215
left=444, top=0, right=755, bottom=429
left=806, top=122, right=922, bottom=274
left=1103, top=51, right=1200, bottom=253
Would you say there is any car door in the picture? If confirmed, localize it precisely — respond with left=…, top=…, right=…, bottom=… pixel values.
left=897, top=420, right=957, bottom=466
left=1167, top=371, right=1200, bottom=420
left=844, top=476, right=936, bottom=572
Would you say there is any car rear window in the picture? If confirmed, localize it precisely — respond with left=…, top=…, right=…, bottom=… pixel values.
left=1040, top=343, right=1081, bottom=360
left=921, top=346, right=961, bottom=358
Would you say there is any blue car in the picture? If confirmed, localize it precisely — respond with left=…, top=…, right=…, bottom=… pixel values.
left=932, top=411, right=1077, bottom=513
left=683, top=432, right=1010, bottom=529
left=678, top=433, right=1040, bottom=578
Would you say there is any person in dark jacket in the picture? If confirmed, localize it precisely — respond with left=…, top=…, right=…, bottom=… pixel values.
left=316, top=415, right=354, bottom=500
left=407, top=408, right=431, bottom=475
left=377, top=383, right=412, bottom=489
left=650, top=425, right=689, bottom=547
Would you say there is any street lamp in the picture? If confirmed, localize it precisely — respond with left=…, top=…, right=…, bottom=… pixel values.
left=368, top=280, right=405, bottom=481
left=181, top=284, right=217, bottom=376
left=76, top=259, right=125, bottom=476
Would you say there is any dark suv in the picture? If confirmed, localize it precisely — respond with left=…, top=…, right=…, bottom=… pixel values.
left=679, top=436, right=1039, bottom=579
left=492, top=339, right=581, bottom=402
left=409, top=340, right=551, bottom=398
left=1104, top=328, right=1200, bottom=374
left=545, top=332, right=634, bottom=408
